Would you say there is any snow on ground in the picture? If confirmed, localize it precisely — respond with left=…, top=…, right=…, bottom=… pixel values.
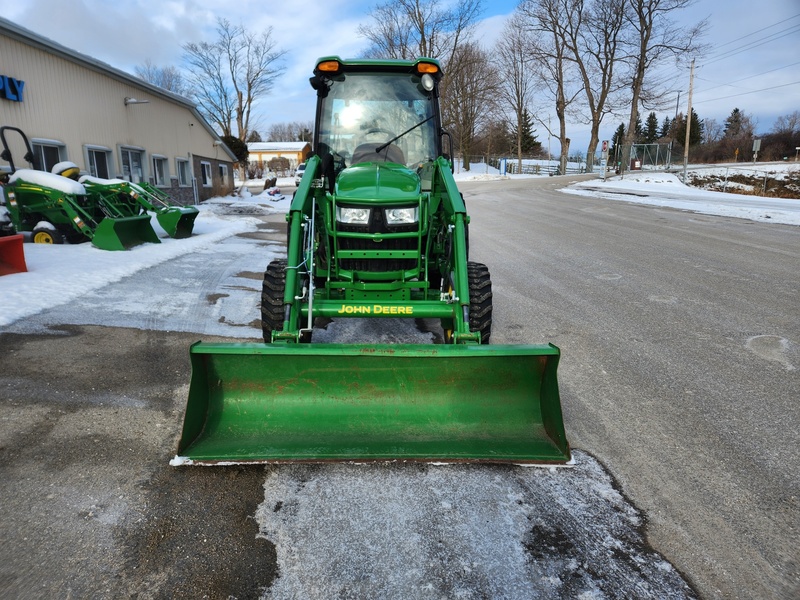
left=562, top=170, right=800, bottom=226
left=3, top=166, right=797, bottom=330
left=452, top=161, right=800, bottom=224
left=0, top=197, right=269, bottom=328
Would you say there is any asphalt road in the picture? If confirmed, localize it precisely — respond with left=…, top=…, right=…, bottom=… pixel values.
left=461, top=176, right=799, bottom=599
left=1, top=176, right=797, bottom=599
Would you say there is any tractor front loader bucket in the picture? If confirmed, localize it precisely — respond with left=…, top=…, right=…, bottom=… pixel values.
left=156, top=206, right=198, bottom=239
left=172, top=343, right=571, bottom=465
left=0, top=234, right=27, bottom=275
left=91, top=215, right=161, bottom=251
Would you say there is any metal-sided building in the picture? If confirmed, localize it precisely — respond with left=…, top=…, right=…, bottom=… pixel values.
left=0, top=16, right=235, bottom=205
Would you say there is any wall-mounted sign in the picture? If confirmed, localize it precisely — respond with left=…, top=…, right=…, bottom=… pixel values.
left=0, top=75, right=25, bottom=102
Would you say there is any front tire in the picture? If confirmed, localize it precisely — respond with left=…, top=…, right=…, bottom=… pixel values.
left=467, top=261, right=492, bottom=344
left=261, top=259, right=287, bottom=343
left=261, top=259, right=313, bottom=343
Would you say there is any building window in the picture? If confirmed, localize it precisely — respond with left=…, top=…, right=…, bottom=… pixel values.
left=120, top=148, right=145, bottom=182
left=200, top=161, right=212, bottom=187
left=31, top=140, right=66, bottom=172
left=152, top=155, right=168, bottom=186
left=86, top=147, right=112, bottom=179
left=218, top=164, right=228, bottom=187
left=176, top=158, right=190, bottom=187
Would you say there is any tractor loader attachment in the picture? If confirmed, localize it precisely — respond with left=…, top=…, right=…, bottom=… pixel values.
left=172, top=57, right=571, bottom=466
left=1, top=126, right=158, bottom=250
left=90, top=213, right=161, bottom=250
left=0, top=234, right=27, bottom=275
left=129, top=182, right=198, bottom=239
left=78, top=177, right=162, bottom=249
left=173, top=342, right=570, bottom=465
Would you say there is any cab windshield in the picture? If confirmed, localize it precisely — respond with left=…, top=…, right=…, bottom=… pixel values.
left=317, top=72, right=437, bottom=168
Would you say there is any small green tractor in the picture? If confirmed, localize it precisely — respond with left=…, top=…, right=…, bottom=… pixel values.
left=174, top=57, right=570, bottom=465
left=0, top=126, right=159, bottom=250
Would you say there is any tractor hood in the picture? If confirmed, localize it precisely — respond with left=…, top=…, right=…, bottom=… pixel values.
left=335, top=163, right=420, bottom=201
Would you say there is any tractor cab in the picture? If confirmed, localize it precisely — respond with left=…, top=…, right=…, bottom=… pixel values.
left=310, top=57, right=444, bottom=173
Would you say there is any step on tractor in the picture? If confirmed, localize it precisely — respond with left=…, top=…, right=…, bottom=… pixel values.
left=173, top=57, right=570, bottom=465
left=0, top=126, right=158, bottom=250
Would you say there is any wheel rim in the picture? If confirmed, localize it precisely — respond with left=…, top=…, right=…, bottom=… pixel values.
left=33, top=231, right=55, bottom=244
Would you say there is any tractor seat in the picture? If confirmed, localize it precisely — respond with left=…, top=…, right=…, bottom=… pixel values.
left=351, top=143, right=405, bottom=166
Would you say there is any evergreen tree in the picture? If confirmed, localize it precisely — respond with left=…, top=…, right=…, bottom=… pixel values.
left=246, top=130, right=263, bottom=143
left=642, top=112, right=659, bottom=143
left=511, top=109, right=541, bottom=154
left=723, top=108, right=744, bottom=138
left=220, top=135, right=249, bottom=164
left=660, top=116, right=672, bottom=139
left=674, top=109, right=703, bottom=146
left=610, top=123, right=625, bottom=163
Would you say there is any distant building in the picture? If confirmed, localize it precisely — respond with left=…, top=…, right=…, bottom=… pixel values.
left=0, top=16, right=236, bottom=204
left=248, top=142, right=311, bottom=174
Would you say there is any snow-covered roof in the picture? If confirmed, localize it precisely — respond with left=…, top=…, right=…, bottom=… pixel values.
left=249, top=142, right=310, bottom=152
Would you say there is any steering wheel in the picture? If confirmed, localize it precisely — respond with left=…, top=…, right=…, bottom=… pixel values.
left=365, top=127, right=396, bottom=141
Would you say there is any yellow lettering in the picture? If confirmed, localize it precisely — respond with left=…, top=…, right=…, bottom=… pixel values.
left=369, top=305, right=415, bottom=315
left=339, top=305, right=373, bottom=314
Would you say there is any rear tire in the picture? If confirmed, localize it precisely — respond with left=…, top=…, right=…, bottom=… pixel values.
left=32, top=226, right=63, bottom=245
left=261, top=259, right=287, bottom=343
left=467, top=261, right=492, bottom=344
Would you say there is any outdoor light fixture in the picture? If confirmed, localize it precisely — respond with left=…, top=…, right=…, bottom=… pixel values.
left=124, top=97, right=150, bottom=106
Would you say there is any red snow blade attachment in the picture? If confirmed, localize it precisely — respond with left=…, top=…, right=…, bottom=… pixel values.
left=172, top=343, right=571, bottom=465
left=0, top=234, right=27, bottom=275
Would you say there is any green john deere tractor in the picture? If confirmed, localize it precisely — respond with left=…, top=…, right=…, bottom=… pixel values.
left=0, top=126, right=159, bottom=250
left=173, top=57, right=570, bottom=465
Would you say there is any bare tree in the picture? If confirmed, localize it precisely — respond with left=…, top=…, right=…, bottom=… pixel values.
left=358, top=0, right=484, bottom=64
left=266, top=121, right=315, bottom=142
left=619, top=0, right=707, bottom=170
left=561, top=0, right=628, bottom=170
left=495, top=14, right=538, bottom=173
left=134, top=59, right=188, bottom=95
left=772, top=111, right=800, bottom=135
left=518, top=0, right=584, bottom=174
left=701, top=118, right=722, bottom=144
left=440, top=43, right=499, bottom=171
left=183, top=18, right=286, bottom=144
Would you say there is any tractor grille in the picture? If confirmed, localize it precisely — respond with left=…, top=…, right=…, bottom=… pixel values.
left=338, top=206, right=419, bottom=272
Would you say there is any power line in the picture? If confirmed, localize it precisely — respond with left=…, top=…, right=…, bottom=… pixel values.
left=692, top=80, right=800, bottom=105
left=704, top=23, right=800, bottom=65
left=708, top=12, right=800, bottom=53
left=695, top=61, right=800, bottom=93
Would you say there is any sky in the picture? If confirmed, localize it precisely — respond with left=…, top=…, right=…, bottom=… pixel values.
left=1, top=0, right=798, bottom=154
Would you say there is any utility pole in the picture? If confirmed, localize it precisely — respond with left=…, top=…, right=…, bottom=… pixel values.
left=667, top=91, right=680, bottom=169
left=682, top=59, right=695, bottom=183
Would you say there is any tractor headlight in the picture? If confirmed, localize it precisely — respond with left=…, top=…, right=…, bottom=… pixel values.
left=336, top=206, right=371, bottom=225
left=384, top=207, right=418, bottom=225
